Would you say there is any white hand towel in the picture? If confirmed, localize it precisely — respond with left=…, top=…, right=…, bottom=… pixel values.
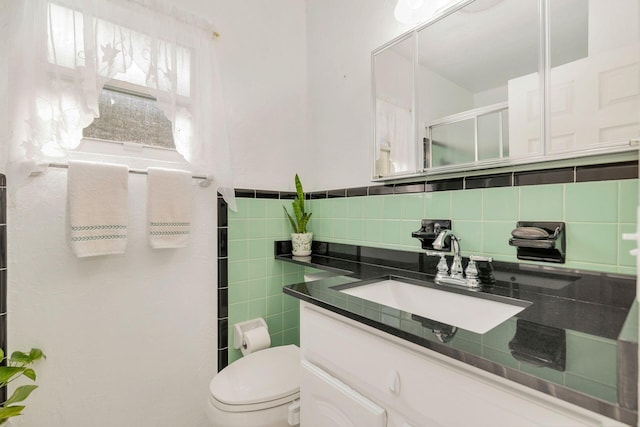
left=147, top=167, right=192, bottom=249
left=68, top=160, right=129, bottom=258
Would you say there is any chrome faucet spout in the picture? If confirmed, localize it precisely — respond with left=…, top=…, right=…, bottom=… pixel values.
left=431, top=229, right=448, bottom=250
left=433, top=230, right=461, bottom=258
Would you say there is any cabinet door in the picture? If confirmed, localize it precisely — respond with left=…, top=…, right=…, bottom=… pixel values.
left=300, top=360, right=387, bottom=427
left=301, top=302, right=625, bottom=427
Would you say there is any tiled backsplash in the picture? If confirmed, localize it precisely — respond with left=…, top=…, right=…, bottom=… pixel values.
left=309, top=179, right=638, bottom=275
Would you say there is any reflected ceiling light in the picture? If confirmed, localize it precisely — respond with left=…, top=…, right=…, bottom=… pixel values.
left=394, top=0, right=454, bottom=25
left=459, top=0, right=504, bottom=13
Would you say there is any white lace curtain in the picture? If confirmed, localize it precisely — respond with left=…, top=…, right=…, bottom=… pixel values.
left=3, top=0, right=236, bottom=210
left=376, top=98, right=414, bottom=173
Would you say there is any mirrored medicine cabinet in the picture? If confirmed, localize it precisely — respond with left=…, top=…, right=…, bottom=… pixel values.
left=372, top=0, right=640, bottom=180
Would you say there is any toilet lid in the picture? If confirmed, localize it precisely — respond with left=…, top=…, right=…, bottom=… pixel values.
left=210, top=345, right=300, bottom=406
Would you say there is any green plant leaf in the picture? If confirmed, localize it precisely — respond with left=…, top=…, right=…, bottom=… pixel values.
left=0, top=367, right=25, bottom=384
left=11, top=349, right=45, bottom=365
left=283, top=206, right=298, bottom=233
left=9, top=352, right=31, bottom=364
left=28, top=348, right=45, bottom=361
left=0, top=405, right=25, bottom=421
left=5, top=385, right=38, bottom=406
left=294, top=174, right=305, bottom=214
left=284, top=174, right=310, bottom=234
left=292, top=198, right=303, bottom=227
left=302, top=212, right=312, bottom=233
left=22, top=369, right=36, bottom=382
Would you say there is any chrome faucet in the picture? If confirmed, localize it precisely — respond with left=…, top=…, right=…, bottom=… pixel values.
left=429, top=230, right=490, bottom=289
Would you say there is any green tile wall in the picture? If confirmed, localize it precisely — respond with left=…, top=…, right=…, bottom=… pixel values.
left=227, top=198, right=303, bottom=364
left=225, top=178, right=636, bottom=399
left=309, top=179, right=638, bottom=275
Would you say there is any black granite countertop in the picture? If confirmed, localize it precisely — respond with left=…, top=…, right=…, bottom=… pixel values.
left=277, top=240, right=638, bottom=425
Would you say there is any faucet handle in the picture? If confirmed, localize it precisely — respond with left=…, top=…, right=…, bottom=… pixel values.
left=465, top=259, right=479, bottom=278
left=469, top=255, right=496, bottom=286
left=449, top=254, right=463, bottom=279
left=426, top=251, right=449, bottom=279
left=464, top=259, right=481, bottom=288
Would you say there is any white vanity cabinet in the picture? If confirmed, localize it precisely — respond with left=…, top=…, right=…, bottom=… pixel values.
left=300, top=302, right=625, bottom=427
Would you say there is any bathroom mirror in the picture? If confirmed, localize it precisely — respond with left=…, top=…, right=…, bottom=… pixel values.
left=372, top=0, right=640, bottom=180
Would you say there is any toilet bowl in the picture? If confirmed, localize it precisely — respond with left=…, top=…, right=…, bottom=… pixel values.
left=207, top=344, right=300, bottom=427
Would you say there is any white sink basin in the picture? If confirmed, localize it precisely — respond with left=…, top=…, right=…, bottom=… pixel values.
left=337, top=277, right=530, bottom=334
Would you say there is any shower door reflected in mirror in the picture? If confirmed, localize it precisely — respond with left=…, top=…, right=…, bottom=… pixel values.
left=428, top=103, right=509, bottom=168
left=373, top=34, right=417, bottom=178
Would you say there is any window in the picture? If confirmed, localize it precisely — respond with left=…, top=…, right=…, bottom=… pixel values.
left=83, top=87, right=176, bottom=149
left=7, top=0, right=236, bottom=209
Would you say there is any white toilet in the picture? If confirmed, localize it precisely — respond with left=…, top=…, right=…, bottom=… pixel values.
left=207, top=344, right=301, bottom=427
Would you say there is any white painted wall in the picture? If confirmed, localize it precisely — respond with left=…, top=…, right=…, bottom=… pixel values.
left=181, top=0, right=308, bottom=192
left=0, top=1, right=7, bottom=166
left=9, top=161, right=218, bottom=427
left=6, top=1, right=307, bottom=427
left=473, top=85, right=508, bottom=108
left=588, top=0, right=639, bottom=55
left=306, top=0, right=413, bottom=190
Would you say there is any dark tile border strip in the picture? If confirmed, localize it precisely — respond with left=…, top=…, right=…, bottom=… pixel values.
left=217, top=194, right=229, bottom=372
left=576, top=161, right=638, bottom=183
left=255, top=190, right=280, bottom=199
left=308, top=191, right=327, bottom=200
left=368, top=185, right=394, bottom=195
left=465, top=173, right=513, bottom=189
left=514, top=167, right=574, bottom=186
left=234, top=188, right=256, bottom=198
left=230, top=161, right=639, bottom=201
left=346, top=187, right=368, bottom=197
left=280, top=191, right=297, bottom=200
left=1, top=175, right=6, bottom=403
left=394, top=182, right=425, bottom=194
left=327, top=189, right=347, bottom=198
left=426, top=178, right=463, bottom=192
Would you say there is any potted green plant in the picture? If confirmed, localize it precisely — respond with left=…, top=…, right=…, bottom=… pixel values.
left=283, top=174, right=313, bottom=256
left=0, top=348, right=45, bottom=426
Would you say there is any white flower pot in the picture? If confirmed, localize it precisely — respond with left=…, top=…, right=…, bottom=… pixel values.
left=291, top=232, right=313, bottom=256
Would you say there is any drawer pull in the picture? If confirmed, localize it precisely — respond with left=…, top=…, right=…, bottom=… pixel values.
left=388, top=370, right=401, bottom=395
